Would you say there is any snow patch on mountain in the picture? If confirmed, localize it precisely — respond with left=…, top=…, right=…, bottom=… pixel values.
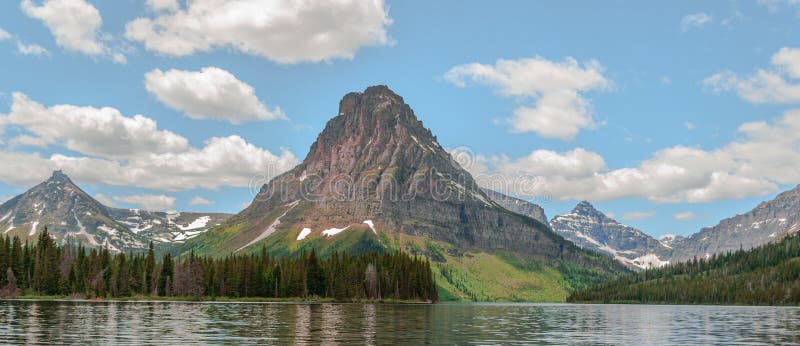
left=297, top=227, right=312, bottom=240
left=363, top=220, right=376, bottom=234
left=322, top=226, right=349, bottom=237
left=236, top=200, right=299, bottom=252
left=177, top=216, right=211, bottom=231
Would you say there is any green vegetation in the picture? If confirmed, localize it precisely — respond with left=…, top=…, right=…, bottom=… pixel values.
left=0, top=228, right=438, bottom=302
left=569, top=234, right=800, bottom=305
left=180, top=219, right=624, bottom=302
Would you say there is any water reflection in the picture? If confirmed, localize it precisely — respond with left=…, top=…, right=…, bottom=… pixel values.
left=0, top=301, right=798, bottom=345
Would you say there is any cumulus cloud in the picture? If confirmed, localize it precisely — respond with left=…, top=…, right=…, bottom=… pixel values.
left=146, top=0, right=179, bottom=12
left=21, top=0, right=105, bottom=55
left=16, top=42, right=49, bottom=56
left=0, top=27, right=11, bottom=41
left=145, top=67, right=285, bottom=123
left=622, top=211, right=655, bottom=221
left=445, top=56, right=608, bottom=140
left=125, top=0, right=393, bottom=63
left=461, top=109, right=800, bottom=203
left=673, top=211, right=697, bottom=220
left=704, top=47, right=800, bottom=104
left=114, top=194, right=176, bottom=211
left=0, top=94, right=300, bottom=190
left=681, top=12, right=713, bottom=32
left=188, top=196, right=212, bottom=206
left=6, top=92, right=188, bottom=159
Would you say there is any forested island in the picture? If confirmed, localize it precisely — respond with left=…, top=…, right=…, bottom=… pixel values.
left=0, top=228, right=438, bottom=303
left=569, top=234, right=800, bottom=305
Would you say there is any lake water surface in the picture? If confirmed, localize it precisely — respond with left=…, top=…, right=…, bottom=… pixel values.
left=1, top=300, right=799, bottom=345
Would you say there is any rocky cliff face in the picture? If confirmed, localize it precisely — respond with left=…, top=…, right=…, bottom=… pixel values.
left=550, top=201, right=671, bottom=269
left=481, top=188, right=548, bottom=224
left=670, top=185, right=800, bottom=261
left=194, top=86, right=618, bottom=269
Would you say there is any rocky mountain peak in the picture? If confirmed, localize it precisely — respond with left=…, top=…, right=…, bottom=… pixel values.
left=571, top=201, right=607, bottom=221
left=47, top=170, right=73, bottom=184
left=208, top=85, right=597, bottom=262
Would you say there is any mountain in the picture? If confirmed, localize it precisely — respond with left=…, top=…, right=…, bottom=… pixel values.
left=670, top=185, right=800, bottom=261
left=569, top=233, right=800, bottom=306
left=481, top=188, right=548, bottom=224
left=0, top=170, right=142, bottom=252
left=107, top=209, right=232, bottom=244
left=184, top=85, right=626, bottom=301
left=550, top=201, right=671, bottom=269
left=0, top=170, right=233, bottom=251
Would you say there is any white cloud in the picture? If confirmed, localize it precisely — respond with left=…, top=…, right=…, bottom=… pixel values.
left=444, top=56, right=608, bottom=140
left=704, top=47, right=800, bottom=104
left=17, top=42, right=49, bottom=56
left=146, top=0, right=179, bottom=12
left=0, top=94, right=299, bottom=190
left=188, top=196, right=212, bottom=206
left=145, top=67, right=285, bottom=123
left=0, top=135, right=299, bottom=191
left=125, top=0, right=393, bottom=63
left=112, top=53, right=126, bottom=64
left=114, top=194, right=176, bottom=211
left=463, top=109, right=800, bottom=203
left=681, top=12, right=713, bottom=32
left=673, top=211, right=697, bottom=220
left=21, top=0, right=107, bottom=56
left=93, top=193, right=115, bottom=207
left=622, top=211, right=655, bottom=221
left=6, top=92, right=189, bottom=159
left=0, top=27, right=11, bottom=41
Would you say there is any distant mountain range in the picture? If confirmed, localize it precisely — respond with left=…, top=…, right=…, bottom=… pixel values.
left=0, top=170, right=231, bottom=252
left=484, top=185, right=800, bottom=269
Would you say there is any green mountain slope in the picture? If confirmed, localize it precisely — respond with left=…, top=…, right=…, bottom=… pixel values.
left=569, top=234, right=800, bottom=305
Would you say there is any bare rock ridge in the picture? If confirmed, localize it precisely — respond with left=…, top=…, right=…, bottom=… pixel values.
left=204, top=85, right=613, bottom=265
left=481, top=189, right=548, bottom=224
left=670, top=184, right=800, bottom=261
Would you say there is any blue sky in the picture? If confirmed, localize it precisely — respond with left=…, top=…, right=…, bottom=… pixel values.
left=1, top=0, right=800, bottom=238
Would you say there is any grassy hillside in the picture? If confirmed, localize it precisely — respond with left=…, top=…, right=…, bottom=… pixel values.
left=569, top=234, right=800, bottom=305
left=178, top=215, right=624, bottom=302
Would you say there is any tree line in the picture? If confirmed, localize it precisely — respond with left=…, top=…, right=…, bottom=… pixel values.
left=568, top=233, right=800, bottom=305
left=0, top=228, right=438, bottom=302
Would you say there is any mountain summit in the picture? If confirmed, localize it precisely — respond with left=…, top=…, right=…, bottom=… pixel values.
left=186, top=86, right=624, bottom=300
left=550, top=201, right=671, bottom=269
left=0, top=170, right=139, bottom=251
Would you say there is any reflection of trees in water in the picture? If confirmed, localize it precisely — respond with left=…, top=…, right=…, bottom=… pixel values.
left=319, top=304, right=344, bottom=343
left=362, top=304, right=376, bottom=345
left=292, top=304, right=312, bottom=344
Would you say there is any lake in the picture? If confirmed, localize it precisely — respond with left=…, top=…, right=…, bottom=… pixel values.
left=1, top=300, right=799, bottom=345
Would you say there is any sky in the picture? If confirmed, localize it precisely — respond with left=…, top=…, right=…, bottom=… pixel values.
left=1, top=0, right=800, bottom=238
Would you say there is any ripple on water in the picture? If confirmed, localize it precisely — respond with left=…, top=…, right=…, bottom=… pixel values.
left=0, top=301, right=799, bottom=345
